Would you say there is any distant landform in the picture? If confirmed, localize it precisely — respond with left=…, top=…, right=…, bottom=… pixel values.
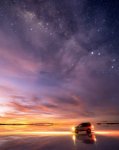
left=0, top=123, right=53, bottom=126
left=97, top=122, right=119, bottom=125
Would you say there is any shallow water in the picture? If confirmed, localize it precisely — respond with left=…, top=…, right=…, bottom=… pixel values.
left=0, top=125, right=118, bottom=150
left=0, top=133, right=119, bottom=150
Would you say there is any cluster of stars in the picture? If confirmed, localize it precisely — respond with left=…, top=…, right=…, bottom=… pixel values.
left=90, top=51, right=118, bottom=71
left=90, top=51, right=101, bottom=56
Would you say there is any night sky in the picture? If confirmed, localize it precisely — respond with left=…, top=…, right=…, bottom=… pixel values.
left=0, top=0, right=119, bottom=124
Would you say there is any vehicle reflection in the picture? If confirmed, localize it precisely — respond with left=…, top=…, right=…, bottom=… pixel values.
left=73, top=133, right=97, bottom=145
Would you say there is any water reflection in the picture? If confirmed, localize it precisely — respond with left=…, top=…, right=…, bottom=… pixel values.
left=0, top=129, right=119, bottom=150
left=73, top=133, right=97, bottom=145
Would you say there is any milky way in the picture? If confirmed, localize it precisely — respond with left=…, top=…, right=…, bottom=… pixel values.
left=0, top=0, right=119, bottom=123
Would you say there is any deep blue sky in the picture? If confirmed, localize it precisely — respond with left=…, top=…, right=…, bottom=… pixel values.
left=0, top=0, right=119, bottom=123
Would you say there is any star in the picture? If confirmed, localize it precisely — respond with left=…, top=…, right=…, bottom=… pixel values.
left=112, top=58, right=116, bottom=62
left=111, top=65, right=114, bottom=69
left=98, top=52, right=101, bottom=56
left=91, top=51, right=94, bottom=55
left=29, top=28, right=33, bottom=31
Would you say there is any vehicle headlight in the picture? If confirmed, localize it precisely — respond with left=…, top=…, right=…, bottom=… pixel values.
left=91, top=125, right=94, bottom=130
left=72, top=126, right=75, bottom=131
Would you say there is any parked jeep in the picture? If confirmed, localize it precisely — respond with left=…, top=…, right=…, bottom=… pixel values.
left=73, top=122, right=94, bottom=134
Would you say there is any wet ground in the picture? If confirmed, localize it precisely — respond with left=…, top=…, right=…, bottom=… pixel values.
left=0, top=132, right=119, bottom=150
left=0, top=125, right=119, bottom=150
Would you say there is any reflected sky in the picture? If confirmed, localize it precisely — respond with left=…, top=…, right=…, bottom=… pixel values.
left=0, top=125, right=118, bottom=149
left=0, top=132, right=119, bottom=150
